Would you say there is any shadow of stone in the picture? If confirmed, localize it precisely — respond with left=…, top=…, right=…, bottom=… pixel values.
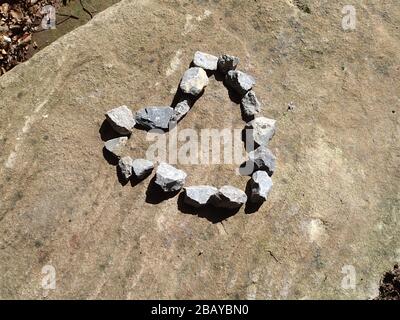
left=240, top=106, right=255, bottom=123
left=130, top=171, right=153, bottom=187
left=145, top=176, right=180, bottom=204
left=102, top=147, right=119, bottom=166
left=99, top=119, right=129, bottom=142
left=116, top=166, right=129, bottom=186
left=177, top=192, right=240, bottom=223
left=244, top=179, right=263, bottom=214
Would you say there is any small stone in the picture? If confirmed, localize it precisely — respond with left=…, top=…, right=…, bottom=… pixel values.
left=217, top=54, right=239, bottom=74
left=184, top=185, right=218, bottom=208
left=180, top=67, right=209, bottom=96
left=225, top=70, right=255, bottom=95
left=193, top=51, right=218, bottom=71
left=241, top=91, right=261, bottom=117
left=172, top=100, right=191, bottom=122
left=212, top=185, right=247, bottom=209
left=118, top=156, right=134, bottom=180
left=104, top=137, right=128, bottom=157
left=135, top=106, right=175, bottom=131
left=155, top=162, right=187, bottom=192
left=246, top=146, right=276, bottom=176
left=250, top=171, right=273, bottom=203
left=105, top=105, right=135, bottom=135
left=245, top=117, right=276, bottom=147
left=132, top=159, right=154, bottom=179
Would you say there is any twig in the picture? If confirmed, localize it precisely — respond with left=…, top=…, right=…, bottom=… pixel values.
left=80, top=0, right=93, bottom=19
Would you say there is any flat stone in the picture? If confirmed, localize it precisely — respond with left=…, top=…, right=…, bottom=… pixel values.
left=155, top=162, right=187, bottom=192
left=246, top=146, right=276, bottom=176
left=217, top=54, right=239, bottom=74
left=105, top=105, right=135, bottom=135
left=104, top=136, right=128, bottom=157
left=250, top=171, right=273, bottom=203
left=193, top=51, right=218, bottom=71
left=212, top=185, right=247, bottom=209
left=171, top=100, right=191, bottom=122
left=132, top=158, right=154, bottom=179
left=245, top=116, right=276, bottom=147
left=241, top=90, right=261, bottom=117
left=225, top=70, right=255, bottom=96
left=184, top=185, right=218, bottom=208
left=135, top=106, right=175, bottom=131
left=118, top=156, right=134, bottom=180
left=180, top=67, right=209, bottom=96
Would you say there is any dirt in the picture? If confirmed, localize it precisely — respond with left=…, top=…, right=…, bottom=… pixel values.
left=376, top=265, right=400, bottom=300
left=0, top=0, right=399, bottom=299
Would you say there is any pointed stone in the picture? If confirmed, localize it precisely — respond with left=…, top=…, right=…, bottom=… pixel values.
left=135, top=106, right=175, bottom=131
left=155, top=162, right=187, bottom=192
left=172, top=100, right=191, bottom=122
left=250, top=171, right=273, bottom=203
left=180, top=67, right=209, bottom=96
left=241, top=90, right=261, bottom=117
left=225, top=70, right=255, bottom=96
left=118, top=156, right=134, bottom=180
left=184, top=185, right=218, bottom=208
left=104, top=136, right=128, bottom=157
left=132, top=159, right=154, bottom=179
left=105, top=105, right=135, bottom=135
left=212, top=185, right=247, bottom=209
left=246, top=146, right=276, bottom=176
left=193, top=51, right=218, bottom=71
left=245, top=116, right=276, bottom=147
left=217, top=54, right=239, bottom=74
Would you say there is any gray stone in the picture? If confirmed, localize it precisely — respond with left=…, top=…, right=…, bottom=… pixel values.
left=193, top=51, right=218, bottom=71
left=155, top=162, right=187, bottom=192
left=104, top=136, right=128, bottom=157
left=250, top=171, right=273, bottom=203
left=180, top=67, right=209, bottom=96
left=217, top=54, right=240, bottom=74
left=245, top=116, right=276, bottom=147
left=171, top=100, right=191, bottom=122
left=184, top=185, right=218, bottom=208
left=247, top=146, right=276, bottom=176
left=241, top=91, right=261, bottom=117
left=132, top=158, right=154, bottom=179
left=212, top=185, right=247, bottom=209
left=225, top=70, right=255, bottom=95
left=118, top=156, right=134, bottom=180
left=105, top=105, right=135, bottom=135
left=135, top=106, right=175, bottom=131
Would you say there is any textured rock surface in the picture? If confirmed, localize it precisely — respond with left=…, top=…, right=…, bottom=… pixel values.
left=245, top=117, right=276, bottom=147
left=250, top=171, right=273, bottom=203
left=155, top=162, right=187, bottom=192
left=105, top=105, right=135, bottom=135
left=172, top=100, right=191, bottom=122
left=212, top=185, right=247, bottom=209
left=104, top=137, right=128, bottom=157
left=118, top=156, right=134, bottom=180
left=132, top=159, right=154, bottom=179
left=225, top=70, right=255, bottom=96
left=180, top=67, right=209, bottom=96
left=217, top=54, right=239, bottom=74
left=247, top=146, right=276, bottom=176
left=241, top=90, right=261, bottom=117
left=184, top=185, right=218, bottom=208
left=193, top=51, right=218, bottom=71
left=0, top=0, right=398, bottom=300
left=135, top=106, right=175, bottom=131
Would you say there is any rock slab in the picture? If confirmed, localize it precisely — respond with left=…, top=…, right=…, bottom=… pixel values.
left=135, top=106, right=175, bottom=131
left=155, top=162, right=187, bottom=192
left=184, top=185, right=218, bottom=208
left=105, top=105, right=135, bottom=135
left=180, top=67, right=209, bottom=96
left=193, top=51, right=218, bottom=71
